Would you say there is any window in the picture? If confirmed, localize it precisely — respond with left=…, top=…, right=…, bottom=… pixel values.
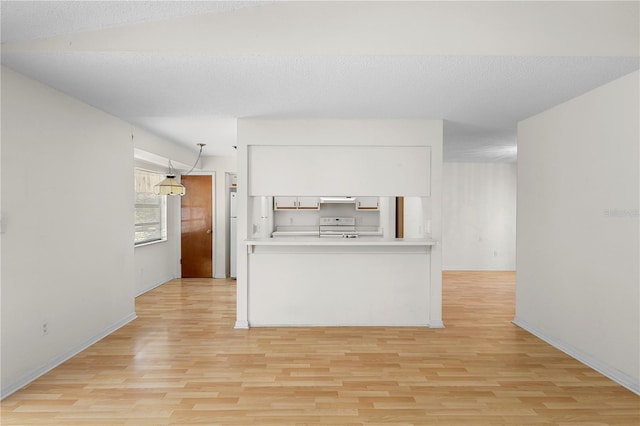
left=134, top=168, right=167, bottom=245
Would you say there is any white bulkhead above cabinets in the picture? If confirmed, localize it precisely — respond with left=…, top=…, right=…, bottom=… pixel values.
left=248, top=145, right=431, bottom=197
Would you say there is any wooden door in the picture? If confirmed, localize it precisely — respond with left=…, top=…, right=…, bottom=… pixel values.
left=181, top=175, right=213, bottom=278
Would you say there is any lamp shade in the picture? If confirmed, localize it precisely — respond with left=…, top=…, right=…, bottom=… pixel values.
left=154, top=175, right=186, bottom=196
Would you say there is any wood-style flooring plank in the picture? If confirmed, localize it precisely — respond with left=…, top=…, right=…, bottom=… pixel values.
left=1, top=271, right=638, bottom=425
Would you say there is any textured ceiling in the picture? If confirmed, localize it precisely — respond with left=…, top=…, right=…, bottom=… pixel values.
left=1, top=1, right=638, bottom=161
left=0, top=1, right=266, bottom=42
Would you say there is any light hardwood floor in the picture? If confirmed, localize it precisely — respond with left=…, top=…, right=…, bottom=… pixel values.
left=1, top=272, right=638, bottom=425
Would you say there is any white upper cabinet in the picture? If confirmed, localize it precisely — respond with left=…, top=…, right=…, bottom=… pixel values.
left=355, top=197, right=379, bottom=210
left=297, top=197, right=321, bottom=210
left=274, top=196, right=320, bottom=210
left=273, top=196, right=298, bottom=210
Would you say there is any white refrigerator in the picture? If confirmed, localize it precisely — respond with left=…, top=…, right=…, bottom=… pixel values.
left=230, top=191, right=237, bottom=279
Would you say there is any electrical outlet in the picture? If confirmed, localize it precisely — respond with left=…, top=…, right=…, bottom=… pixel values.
left=42, top=322, right=48, bottom=336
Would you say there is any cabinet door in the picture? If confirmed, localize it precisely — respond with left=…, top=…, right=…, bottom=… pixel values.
left=274, top=196, right=298, bottom=210
left=297, top=197, right=320, bottom=210
left=356, top=197, right=379, bottom=210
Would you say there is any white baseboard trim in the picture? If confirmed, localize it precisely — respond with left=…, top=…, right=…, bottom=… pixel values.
left=243, top=322, right=431, bottom=327
left=443, top=267, right=516, bottom=271
left=429, top=320, right=445, bottom=328
left=1, top=312, right=138, bottom=400
left=234, top=320, right=249, bottom=329
left=135, top=277, right=174, bottom=297
left=214, top=273, right=227, bottom=279
left=513, top=317, right=639, bottom=396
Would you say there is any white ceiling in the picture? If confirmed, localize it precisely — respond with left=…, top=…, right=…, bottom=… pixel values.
left=1, top=1, right=638, bottom=161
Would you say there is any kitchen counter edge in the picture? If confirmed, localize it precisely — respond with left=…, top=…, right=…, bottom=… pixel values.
left=245, top=238, right=437, bottom=246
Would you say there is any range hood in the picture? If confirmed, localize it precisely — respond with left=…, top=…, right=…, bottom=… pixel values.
left=320, top=196, right=356, bottom=204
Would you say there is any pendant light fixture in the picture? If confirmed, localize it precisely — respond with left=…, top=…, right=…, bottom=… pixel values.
left=153, top=167, right=185, bottom=196
left=154, top=143, right=205, bottom=196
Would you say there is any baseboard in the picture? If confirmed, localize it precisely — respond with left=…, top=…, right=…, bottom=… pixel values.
left=234, top=320, right=249, bottom=329
left=214, top=273, right=227, bottom=279
left=135, top=277, right=174, bottom=297
left=1, top=312, right=137, bottom=400
left=443, top=267, right=516, bottom=271
left=513, top=317, right=639, bottom=395
left=245, top=322, right=432, bottom=327
left=429, top=320, right=445, bottom=328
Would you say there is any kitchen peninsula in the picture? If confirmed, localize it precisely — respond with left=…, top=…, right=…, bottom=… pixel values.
left=235, top=119, right=443, bottom=328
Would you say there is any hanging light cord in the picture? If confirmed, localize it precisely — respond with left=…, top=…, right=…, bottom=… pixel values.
left=183, top=143, right=205, bottom=175
left=167, top=160, right=177, bottom=176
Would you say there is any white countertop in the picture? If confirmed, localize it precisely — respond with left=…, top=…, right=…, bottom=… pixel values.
left=246, top=237, right=436, bottom=246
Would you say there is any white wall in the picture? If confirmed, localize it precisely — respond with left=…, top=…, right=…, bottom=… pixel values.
left=1, top=67, right=136, bottom=397
left=515, top=71, right=639, bottom=394
left=442, top=162, right=517, bottom=270
left=404, top=197, right=433, bottom=239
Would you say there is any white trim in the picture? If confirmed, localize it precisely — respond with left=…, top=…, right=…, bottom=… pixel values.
left=513, top=317, right=640, bottom=396
left=214, top=273, right=227, bottom=279
left=1, top=313, right=137, bottom=400
left=428, top=320, right=445, bottom=328
left=443, top=266, right=516, bottom=271
left=135, top=277, right=174, bottom=297
left=243, top=323, right=431, bottom=327
left=134, top=238, right=168, bottom=248
left=234, top=320, right=249, bottom=329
